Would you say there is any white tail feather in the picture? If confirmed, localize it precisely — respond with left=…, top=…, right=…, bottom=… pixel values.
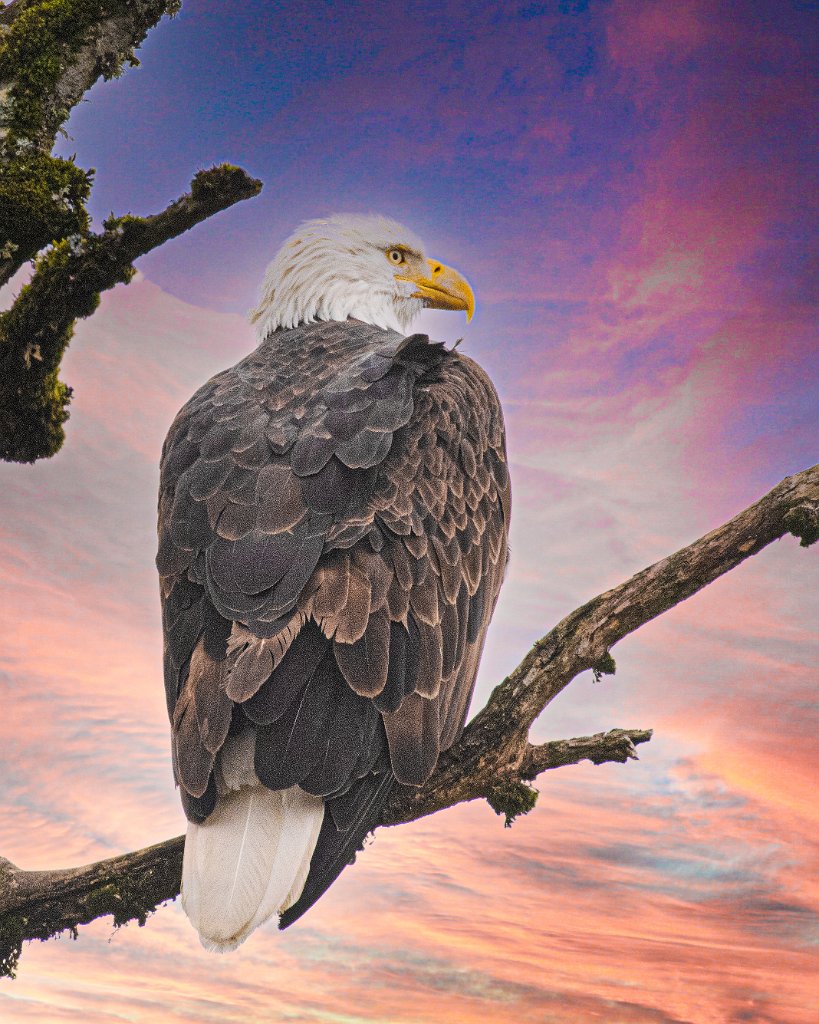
left=181, top=784, right=324, bottom=952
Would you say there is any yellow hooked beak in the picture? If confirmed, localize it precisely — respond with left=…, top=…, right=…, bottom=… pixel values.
left=397, top=258, right=475, bottom=321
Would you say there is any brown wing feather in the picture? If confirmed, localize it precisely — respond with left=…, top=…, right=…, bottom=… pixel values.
left=322, top=353, right=510, bottom=786
left=158, top=319, right=509, bottom=920
left=159, top=323, right=441, bottom=807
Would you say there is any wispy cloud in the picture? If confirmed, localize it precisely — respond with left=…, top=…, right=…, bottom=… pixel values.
left=2, top=1, right=816, bottom=1021
left=2, top=255, right=815, bottom=1024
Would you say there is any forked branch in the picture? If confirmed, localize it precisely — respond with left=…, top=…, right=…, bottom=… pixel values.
left=0, top=0, right=261, bottom=462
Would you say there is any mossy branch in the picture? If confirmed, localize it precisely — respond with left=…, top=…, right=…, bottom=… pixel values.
left=0, top=1, right=183, bottom=283
left=1, top=464, right=815, bottom=976
left=0, top=164, right=262, bottom=463
left=0, top=838, right=184, bottom=978
left=0, top=2, right=262, bottom=463
left=0, top=1, right=181, bottom=152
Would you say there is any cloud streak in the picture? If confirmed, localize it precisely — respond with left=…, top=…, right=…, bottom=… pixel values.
left=3, top=1, right=817, bottom=1021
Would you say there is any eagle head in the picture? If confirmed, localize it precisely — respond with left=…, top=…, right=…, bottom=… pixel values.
left=250, top=213, right=475, bottom=340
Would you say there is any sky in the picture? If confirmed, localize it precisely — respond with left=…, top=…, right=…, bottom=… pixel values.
left=0, top=0, right=817, bottom=1021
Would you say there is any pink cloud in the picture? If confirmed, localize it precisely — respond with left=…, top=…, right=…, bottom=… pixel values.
left=5, top=272, right=812, bottom=1020
left=606, top=0, right=710, bottom=73
left=1, top=52, right=815, bottom=1020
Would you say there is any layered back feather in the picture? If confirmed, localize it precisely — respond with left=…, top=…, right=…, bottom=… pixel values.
left=158, top=319, right=511, bottom=946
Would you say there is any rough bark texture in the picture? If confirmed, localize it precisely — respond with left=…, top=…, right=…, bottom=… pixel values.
left=0, top=0, right=261, bottom=461
left=0, top=1, right=181, bottom=155
left=0, top=838, right=185, bottom=978
left=1, top=464, right=815, bottom=978
left=0, top=0, right=182, bottom=283
left=0, top=164, right=262, bottom=462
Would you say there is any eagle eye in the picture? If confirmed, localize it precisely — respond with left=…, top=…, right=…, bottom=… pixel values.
left=387, top=248, right=405, bottom=265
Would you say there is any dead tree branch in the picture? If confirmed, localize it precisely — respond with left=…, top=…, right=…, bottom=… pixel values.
left=1, top=1, right=183, bottom=284
left=1, top=463, right=815, bottom=977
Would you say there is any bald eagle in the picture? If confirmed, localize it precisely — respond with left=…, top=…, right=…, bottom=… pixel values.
left=157, top=214, right=510, bottom=951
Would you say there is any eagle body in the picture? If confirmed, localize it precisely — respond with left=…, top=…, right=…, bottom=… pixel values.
left=158, top=218, right=510, bottom=950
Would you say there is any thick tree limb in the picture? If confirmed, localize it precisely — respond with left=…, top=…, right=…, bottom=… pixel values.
left=0, top=164, right=263, bottom=463
left=0, top=728, right=651, bottom=978
left=384, top=464, right=818, bottom=826
left=1, top=463, right=815, bottom=977
left=0, top=1, right=181, bottom=153
left=0, top=1, right=182, bottom=285
left=0, top=837, right=185, bottom=978
left=0, top=1, right=261, bottom=462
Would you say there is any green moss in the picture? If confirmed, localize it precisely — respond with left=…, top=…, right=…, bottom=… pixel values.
left=83, top=876, right=160, bottom=931
left=0, top=236, right=135, bottom=462
left=0, top=1, right=180, bottom=261
left=0, top=1, right=180, bottom=145
left=192, top=163, right=240, bottom=191
left=0, top=874, right=160, bottom=979
left=487, top=779, right=539, bottom=828
left=0, top=4, right=251, bottom=464
left=84, top=883, right=117, bottom=917
left=0, top=152, right=92, bottom=262
left=592, top=652, right=616, bottom=683
left=783, top=505, right=819, bottom=548
left=0, top=914, right=25, bottom=979
left=2, top=0, right=109, bottom=142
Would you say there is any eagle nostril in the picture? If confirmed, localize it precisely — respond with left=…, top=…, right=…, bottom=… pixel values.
left=432, top=263, right=442, bottom=276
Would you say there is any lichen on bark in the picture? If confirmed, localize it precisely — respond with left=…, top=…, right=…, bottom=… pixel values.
left=0, top=235, right=132, bottom=461
left=0, top=1, right=180, bottom=265
left=486, top=779, right=539, bottom=827
left=0, top=164, right=262, bottom=462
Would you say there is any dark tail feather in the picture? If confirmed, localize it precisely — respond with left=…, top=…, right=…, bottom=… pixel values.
left=279, top=770, right=395, bottom=928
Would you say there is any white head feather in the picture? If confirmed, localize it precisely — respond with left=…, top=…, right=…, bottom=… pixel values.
left=249, top=213, right=427, bottom=341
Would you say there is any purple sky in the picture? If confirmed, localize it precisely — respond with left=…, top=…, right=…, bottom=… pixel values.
left=1, top=1, right=817, bottom=1021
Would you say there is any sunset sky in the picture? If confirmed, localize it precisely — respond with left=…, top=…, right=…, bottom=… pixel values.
left=1, top=1, right=817, bottom=1021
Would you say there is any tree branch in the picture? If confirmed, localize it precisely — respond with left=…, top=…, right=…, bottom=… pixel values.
left=0, top=1, right=181, bottom=152
left=0, top=727, right=651, bottom=978
left=0, top=164, right=263, bottom=463
left=0, top=1, right=183, bottom=285
left=0, top=837, right=185, bottom=978
left=0, top=2, right=262, bottom=463
left=1, top=464, right=815, bottom=976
